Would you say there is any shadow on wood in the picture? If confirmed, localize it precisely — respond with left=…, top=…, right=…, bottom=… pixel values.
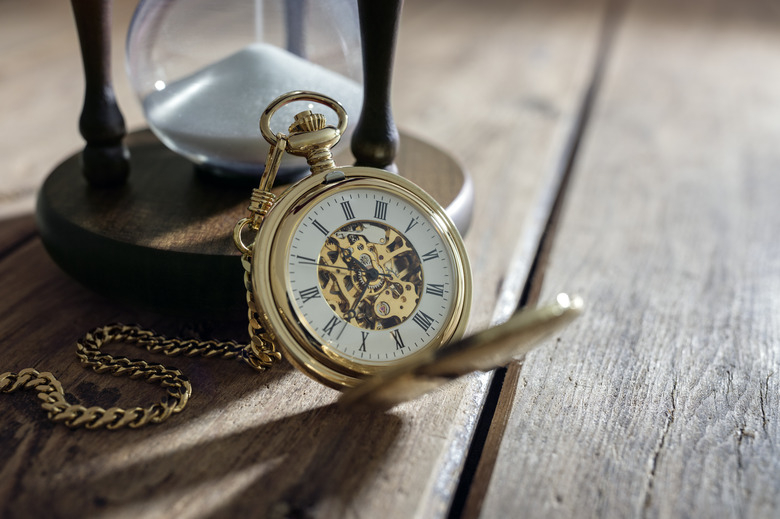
left=4, top=402, right=402, bottom=517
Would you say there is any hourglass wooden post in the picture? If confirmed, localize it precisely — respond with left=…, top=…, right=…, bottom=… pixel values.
left=351, top=0, right=403, bottom=171
left=70, top=0, right=129, bottom=187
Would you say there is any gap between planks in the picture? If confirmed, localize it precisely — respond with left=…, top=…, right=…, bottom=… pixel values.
left=449, top=0, right=629, bottom=517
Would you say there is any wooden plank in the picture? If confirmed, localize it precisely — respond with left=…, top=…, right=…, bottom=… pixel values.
left=476, top=0, right=780, bottom=517
left=396, top=0, right=611, bottom=326
left=0, top=215, right=35, bottom=257
left=459, top=1, right=619, bottom=513
left=0, top=0, right=606, bottom=517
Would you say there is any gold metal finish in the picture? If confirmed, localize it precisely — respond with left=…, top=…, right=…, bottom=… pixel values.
left=259, top=90, right=347, bottom=175
left=260, top=90, right=348, bottom=147
left=240, top=253, right=283, bottom=370
left=251, top=170, right=473, bottom=388
left=318, top=221, right=423, bottom=330
left=339, top=293, right=584, bottom=410
left=246, top=91, right=472, bottom=388
left=289, top=110, right=327, bottom=134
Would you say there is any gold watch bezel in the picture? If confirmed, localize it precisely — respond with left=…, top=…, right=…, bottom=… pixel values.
left=251, top=166, right=472, bottom=389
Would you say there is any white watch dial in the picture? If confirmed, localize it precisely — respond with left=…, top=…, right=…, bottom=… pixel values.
left=286, top=186, right=457, bottom=364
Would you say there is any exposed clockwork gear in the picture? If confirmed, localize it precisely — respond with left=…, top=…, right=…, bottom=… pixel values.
left=318, top=221, right=423, bottom=330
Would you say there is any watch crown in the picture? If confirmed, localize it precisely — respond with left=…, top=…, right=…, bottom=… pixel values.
left=289, top=110, right=327, bottom=134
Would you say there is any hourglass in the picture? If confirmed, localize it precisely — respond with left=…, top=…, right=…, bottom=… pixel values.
left=36, top=0, right=473, bottom=317
left=128, top=0, right=364, bottom=180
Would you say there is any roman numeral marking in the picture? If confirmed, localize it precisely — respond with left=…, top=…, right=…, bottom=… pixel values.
left=298, top=286, right=320, bottom=304
left=405, top=218, right=419, bottom=233
left=323, top=316, right=340, bottom=336
left=374, top=200, right=388, bottom=220
left=422, top=249, right=439, bottom=262
left=359, top=331, right=369, bottom=352
left=340, top=201, right=355, bottom=220
left=412, top=311, right=435, bottom=332
left=312, top=219, right=329, bottom=235
left=391, top=330, right=405, bottom=350
left=425, top=283, right=445, bottom=297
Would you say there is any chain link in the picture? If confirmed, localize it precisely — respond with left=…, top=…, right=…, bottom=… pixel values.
left=0, top=105, right=310, bottom=430
left=1, top=250, right=281, bottom=430
left=241, top=253, right=283, bottom=370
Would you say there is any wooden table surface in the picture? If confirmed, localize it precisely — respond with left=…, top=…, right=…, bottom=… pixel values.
left=2, top=0, right=779, bottom=517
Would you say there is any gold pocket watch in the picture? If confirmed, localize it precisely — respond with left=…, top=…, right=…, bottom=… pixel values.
left=234, top=91, right=472, bottom=389
left=1, top=91, right=582, bottom=428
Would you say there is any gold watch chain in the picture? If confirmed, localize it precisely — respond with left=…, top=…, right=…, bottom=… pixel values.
left=2, top=324, right=240, bottom=429
left=241, top=250, right=282, bottom=370
left=0, top=255, right=279, bottom=429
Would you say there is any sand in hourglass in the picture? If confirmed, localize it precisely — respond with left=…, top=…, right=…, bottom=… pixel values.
left=144, top=42, right=362, bottom=175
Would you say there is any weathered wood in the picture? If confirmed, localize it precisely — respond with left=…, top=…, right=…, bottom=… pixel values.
left=476, top=0, right=780, bottom=517
left=0, top=215, right=35, bottom=257
left=0, top=0, right=607, bottom=517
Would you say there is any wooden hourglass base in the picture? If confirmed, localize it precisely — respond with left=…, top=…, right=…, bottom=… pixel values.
left=36, top=130, right=473, bottom=319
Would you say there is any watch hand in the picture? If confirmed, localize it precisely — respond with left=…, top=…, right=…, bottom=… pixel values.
left=350, top=285, right=368, bottom=312
left=343, top=280, right=370, bottom=323
left=316, top=263, right=354, bottom=273
left=350, top=247, right=396, bottom=276
left=338, top=248, right=372, bottom=274
left=338, top=248, right=395, bottom=281
left=343, top=252, right=367, bottom=271
left=307, top=259, right=394, bottom=284
left=302, top=262, right=362, bottom=275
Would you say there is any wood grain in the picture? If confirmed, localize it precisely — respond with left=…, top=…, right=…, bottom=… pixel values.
left=477, top=0, right=780, bottom=517
left=0, top=0, right=606, bottom=517
left=0, top=215, right=36, bottom=258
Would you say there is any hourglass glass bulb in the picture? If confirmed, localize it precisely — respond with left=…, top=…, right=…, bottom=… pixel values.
left=126, top=0, right=363, bottom=181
